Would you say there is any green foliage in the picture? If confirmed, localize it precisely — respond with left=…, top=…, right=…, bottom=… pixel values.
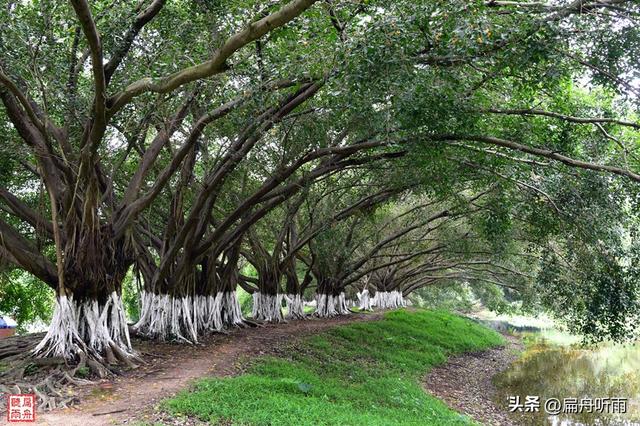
left=164, top=310, right=503, bottom=425
left=121, top=270, right=141, bottom=323
left=75, top=366, right=90, bottom=378
left=0, top=271, right=53, bottom=333
left=534, top=244, right=640, bottom=343
left=411, top=283, right=478, bottom=313
left=237, top=286, right=253, bottom=318
left=0, top=0, right=639, bottom=348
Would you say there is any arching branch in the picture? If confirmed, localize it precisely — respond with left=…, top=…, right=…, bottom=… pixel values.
left=107, top=0, right=319, bottom=114
left=435, top=134, right=640, bottom=182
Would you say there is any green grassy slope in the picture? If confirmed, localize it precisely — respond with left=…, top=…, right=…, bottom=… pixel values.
left=163, top=310, right=503, bottom=425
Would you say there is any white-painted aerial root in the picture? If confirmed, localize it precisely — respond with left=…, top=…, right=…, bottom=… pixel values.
left=252, top=292, right=284, bottom=322
left=335, top=292, right=350, bottom=315
left=194, top=293, right=224, bottom=332
left=357, top=288, right=373, bottom=311
left=284, top=293, right=305, bottom=319
left=133, top=292, right=198, bottom=343
left=314, top=293, right=337, bottom=317
left=220, top=291, right=245, bottom=326
left=372, top=290, right=406, bottom=309
left=315, top=292, right=350, bottom=317
left=34, top=293, right=135, bottom=363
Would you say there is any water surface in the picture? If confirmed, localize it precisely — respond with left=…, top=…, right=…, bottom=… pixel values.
left=494, top=331, right=640, bottom=425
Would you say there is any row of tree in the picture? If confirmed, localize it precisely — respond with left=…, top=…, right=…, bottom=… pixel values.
left=1, top=0, right=640, bottom=373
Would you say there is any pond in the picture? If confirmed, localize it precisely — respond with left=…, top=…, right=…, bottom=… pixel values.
left=493, top=329, right=640, bottom=425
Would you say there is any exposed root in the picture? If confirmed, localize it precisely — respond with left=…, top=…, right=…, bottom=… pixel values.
left=1, top=293, right=142, bottom=412
left=241, top=318, right=264, bottom=328
left=0, top=364, right=90, bottom=412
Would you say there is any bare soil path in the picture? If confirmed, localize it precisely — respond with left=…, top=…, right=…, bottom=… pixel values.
left=25, top=313, right=382, bottom=426
left=423, top=334, right=523, bottom=426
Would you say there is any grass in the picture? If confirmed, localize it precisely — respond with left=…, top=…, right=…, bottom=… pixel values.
left=163, top=309, right=504, bottom=425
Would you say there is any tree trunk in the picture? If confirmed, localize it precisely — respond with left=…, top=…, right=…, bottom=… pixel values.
left=357, top=288, right=373, bottom=311
left=33, top=288, right=134, bottom=371
left=252, top=292, right=285, bottom=322
left=33, top=226, right=136, bottom=368
left=134, top=289, right=200, bottom=344
left=314, top=277, right=348, bottom=318
left=373, top=290, right=406, bottom=309
left=284, top=293, right=305, bottom=319
left=283, top=259, right=308, bottom=319
left=218, top=244, right=245, bottom=326
left=252, top=267, right=284, bottom=322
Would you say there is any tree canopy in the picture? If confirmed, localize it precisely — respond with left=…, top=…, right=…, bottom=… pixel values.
left=0, top=0, right=639, bottom=372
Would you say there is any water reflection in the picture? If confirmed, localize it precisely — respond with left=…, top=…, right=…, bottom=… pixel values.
left=493, top=332, right=640, bottom=425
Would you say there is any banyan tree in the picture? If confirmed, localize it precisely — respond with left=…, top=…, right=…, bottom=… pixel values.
left=0, top=0, right=324, bottom=365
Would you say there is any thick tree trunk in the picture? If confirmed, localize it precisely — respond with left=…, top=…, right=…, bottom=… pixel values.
left=33, top=290, right=134, bottom=370
left=284, top=293, right=305, bottom=319
left=372, top=290, right=406, bottom=309
left=252, top=292, right=285, bottom=322
left=335, top=292, right=350, bottom=315
left=218, top=248, right=246, bottom=326
left=194, top=292, right=224, bottom=332
left=314, top=277, right=349, bottom=318
left=357, top=288, right=373, bottom=311
left=33, top=225, right=137, bottom=368
left=283, top=261, right=308, bottom=319
left=315, top=292, right=338, bottom=317
left=220, top=290, right=244, bottom=325
left=247, top=245, right=285, bottom=323
left=133, top=290, right=200, bottom=344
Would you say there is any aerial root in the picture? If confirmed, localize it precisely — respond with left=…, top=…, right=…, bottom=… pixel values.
left=32, top=294, right=138, bottom=368
left=284, top=294, right=306, bottom=320
left=252, top=292, right=285, bottom=323
left=372, top=291, right=406, bottom=309
left=357, top=289, right=373, bottom=311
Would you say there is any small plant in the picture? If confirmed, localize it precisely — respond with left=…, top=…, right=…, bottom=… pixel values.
left=75, top=366, right=90, bottom=378
left=297, top=382, right=313, bottom=395
left=24, top=363, right=38, bottom=376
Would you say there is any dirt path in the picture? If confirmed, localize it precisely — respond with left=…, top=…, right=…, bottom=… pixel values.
left=30, top=313, right=382, bottom=426
left=422, top=335, right=523, bottom=426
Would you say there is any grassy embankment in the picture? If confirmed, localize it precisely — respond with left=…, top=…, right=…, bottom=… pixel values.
left=163, top=309, right=503, bottom=425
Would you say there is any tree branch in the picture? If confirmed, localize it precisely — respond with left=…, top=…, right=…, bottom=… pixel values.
left=103, top=0, right=167, bottom=84
left=107, top=0, right=318, bottom=115
left=435, top=134, right=640, bottom=182
left=0, top=218, right=57, bottom=288
left=478, top=108, right=640, bottom=129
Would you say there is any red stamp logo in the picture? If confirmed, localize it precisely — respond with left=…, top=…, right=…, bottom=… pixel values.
left=6, top=394, right=36, bottom=423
